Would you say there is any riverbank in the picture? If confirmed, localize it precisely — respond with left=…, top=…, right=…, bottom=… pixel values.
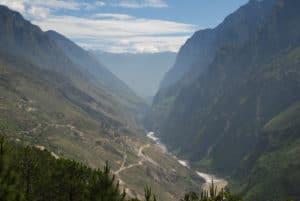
left=146, top=131, right=228, bottom=191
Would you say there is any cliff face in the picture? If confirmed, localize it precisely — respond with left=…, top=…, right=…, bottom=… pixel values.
left=146, top=1, right=300, bottom=200
left=159, top=0, right=276, bottom=89
left=146, top=0, right=276, bottom=130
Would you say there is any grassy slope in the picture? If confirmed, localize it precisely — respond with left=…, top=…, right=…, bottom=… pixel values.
left=236, top=100, right=300, bottom=201
left=211, top=46, right=300, bottom=201
left=0, top=53, right=200, bottom=201
left=120, top=144, right=202, bottom=200
left=152, top=2, right=300, bottom=200
left=0, top=5, right=201, bottom=200
left=263, top=102, right=300, bottom=132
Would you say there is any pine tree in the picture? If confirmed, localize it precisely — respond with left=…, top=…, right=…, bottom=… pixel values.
left=0, top=135, right=24, bottom=201
left=144, top=186, right=157, bottom=201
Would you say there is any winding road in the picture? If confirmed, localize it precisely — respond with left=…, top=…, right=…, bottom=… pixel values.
left=114, top=144, right=150, bottom=175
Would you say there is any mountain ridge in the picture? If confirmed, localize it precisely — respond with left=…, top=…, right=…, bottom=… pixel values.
left=146, top=0, right=300, bottom=200
left=159, top=0, right=277, bottom=89
left=145, top=0, right=277, bottom=131
left=0, top=5, right=201, bottom=200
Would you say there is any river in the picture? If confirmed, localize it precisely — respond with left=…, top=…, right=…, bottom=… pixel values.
left=146, top=132, right=228, bottom=191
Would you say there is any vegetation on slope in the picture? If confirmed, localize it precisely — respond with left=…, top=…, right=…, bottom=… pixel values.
left=233, top=101, right=300, bottom=201
left=145, top=0, right=277, bottom=135
left=1, top=134, right=292, bottom=201
left=0, top=5, right=145, bottom=131
left=0, top=5, right=201, bottom=200
left=146, top=0, right=300, bottom=200
left=0, top=133, right=126, bottom=201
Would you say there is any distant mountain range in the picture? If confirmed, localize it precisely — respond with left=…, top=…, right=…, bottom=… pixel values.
left=0, top=5, right=201, bottom=200
left=92, top=51, right=176, bottom=100
left=145, top=0, right=300, bottom=200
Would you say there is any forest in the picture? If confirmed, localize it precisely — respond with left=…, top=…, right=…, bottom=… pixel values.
left=0, top=131, right=292, bottom=201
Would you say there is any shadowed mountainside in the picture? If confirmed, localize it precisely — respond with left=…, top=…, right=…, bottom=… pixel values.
left=145, top=0, right=300, bottom=200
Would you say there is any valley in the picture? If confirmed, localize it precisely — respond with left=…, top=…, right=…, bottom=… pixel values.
left=0, top=5, right=201, bottom=200
left=109, top=132, right=203, bottom=200
left=0, top=0, right=300, bottom=201
left=146, top=132, right=228, bottom=192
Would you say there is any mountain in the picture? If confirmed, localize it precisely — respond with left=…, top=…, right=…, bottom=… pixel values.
left=0, top=5, right=201, bottom=200
left=0, top=4, right=143, bottom=165
left=46, top=31, right=146, bottom=123
left=146, top=0, right=300, bottom=200
left=159, top=0, right=276, bottom=89
left=145, top=0, right=277, bottom=130
left=92, top=51, right=176, bottom=100
left=0, top=134, right=253, bottom=201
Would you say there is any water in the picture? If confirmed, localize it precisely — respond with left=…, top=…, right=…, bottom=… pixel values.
left=146, top=131, right=228, bottom=190
left=146, top=132, right=159, bottom=142
left=146, top=132, right=167, bottom=153
left=177, top=160, right=189, bottom=167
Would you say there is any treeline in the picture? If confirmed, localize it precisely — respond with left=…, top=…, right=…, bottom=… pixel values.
left=0, top=135, right=292, bottom=201
left=0, top=135, right=127, bottom=201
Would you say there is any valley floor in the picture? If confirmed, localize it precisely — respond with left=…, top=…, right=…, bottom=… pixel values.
left=110, top=134, right=202, bottom=200
left=146, top=132, right=228, bottom=192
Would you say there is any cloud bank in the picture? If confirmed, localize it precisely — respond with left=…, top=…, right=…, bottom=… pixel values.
left=0, top=0, right=197, bottom=53
left=113, top=0, right=168, bottom=8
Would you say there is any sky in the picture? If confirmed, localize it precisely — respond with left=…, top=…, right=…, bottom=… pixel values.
left=0, top=0, right=249, bottom=53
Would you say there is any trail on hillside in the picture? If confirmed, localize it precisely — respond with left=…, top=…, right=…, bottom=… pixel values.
left=115, top=144, right=150, bottom=175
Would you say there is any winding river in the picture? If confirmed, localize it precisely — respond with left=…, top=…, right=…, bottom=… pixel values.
left=146, top=132, right=228, bottom=191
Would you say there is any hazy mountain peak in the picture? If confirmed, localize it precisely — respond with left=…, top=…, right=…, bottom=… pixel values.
left=159, top=0, right=276, bottom=89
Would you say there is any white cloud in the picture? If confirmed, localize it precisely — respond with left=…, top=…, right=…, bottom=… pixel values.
left=95, top=1, right=106, bottom=7
left=77, top=35, right=190, bottom=53
left=34, top=15, right=195, bottom=37
left=0, top=0, right=85, bottom=20
left=93, top=13, right=133, bottom=20
left=113, top=0, right=168, bottom=8
left=0, top=0, right=195, bottom=53
left=26, top=0, right=82, bottom=10
left=0, top=0, right=26, bottom=13
left=84, top=1, right=106, bottom=10
left=0, top=0, right=99, bottom=15
left=27, top=6, right=50, bottom=20
left=31, top=14, right=196, bottom=52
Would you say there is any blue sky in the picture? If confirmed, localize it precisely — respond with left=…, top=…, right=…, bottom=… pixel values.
left=0, top=0, right=248, bottom=53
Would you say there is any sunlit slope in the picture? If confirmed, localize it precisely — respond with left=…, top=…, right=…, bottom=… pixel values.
left=0, top=5, right=200, bottom=200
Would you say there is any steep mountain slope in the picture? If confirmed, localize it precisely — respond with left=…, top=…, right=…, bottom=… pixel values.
left=235, top=100, right=300, bottom=201
left=0, top=5, right=201, bottom=200
left=145, top=0, right=277, bottom=130
left=159, top=0, right=276, bottom=89
left=92, top=51, right=176, bottom=99
left=0, top=3, right=143, bottom=168
left=47, top=31, right=144, bottom=113
left=147, top=0, right=300, bottom=200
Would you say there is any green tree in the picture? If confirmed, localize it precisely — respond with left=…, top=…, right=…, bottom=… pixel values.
left=19, top=147, right=38, bottom=201
left=181, top=181, right=242, bottom=201
left=144, top=186, right=157, bottom=201
left=88, top=162, right=126, bottom=201
left=0, top=135, right=24, bottom=201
